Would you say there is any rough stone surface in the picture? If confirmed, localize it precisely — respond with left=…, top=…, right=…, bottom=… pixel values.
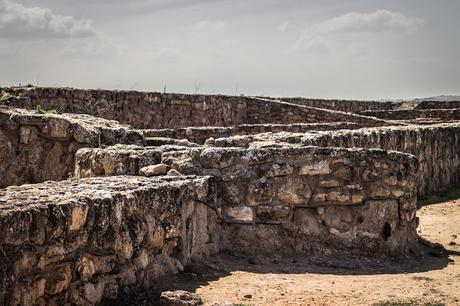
left=2, top=86, right=460, bottom=305
left=0, top=106, right=143, bottom=187
left=0, top=176, right=218, bottom=306
left=160, top=290, right=203, bottom=306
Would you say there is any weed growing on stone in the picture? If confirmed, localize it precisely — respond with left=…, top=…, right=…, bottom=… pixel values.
left=35, top=104, right=57, bottom=115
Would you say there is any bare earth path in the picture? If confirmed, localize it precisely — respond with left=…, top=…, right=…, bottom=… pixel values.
left=170, top=199, right=460, bottom=306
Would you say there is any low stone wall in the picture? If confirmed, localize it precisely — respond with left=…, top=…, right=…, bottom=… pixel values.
left=281, top=97, right=460, bottom=113
left=162, top=146, right=419, bottom=256
left=0, top=176, right=218, bottom=306
left=74, top=144, right=419, bottom=256
left=211, top=123, right=460, bottom=195
left=75, top=144, right=192, bottom=178
left=0, top=106, right=143, bottom=188
left=280, top=97, right=403, bottom=113
left=359, top=108, right=460, bottom=121
left=142, top=122, right=372, bottom=144
left=2, top=87, right=392, bottom=129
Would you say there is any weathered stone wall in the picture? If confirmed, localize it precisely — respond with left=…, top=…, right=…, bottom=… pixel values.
left=74, top=145, right=419, bottom=256
left=211, top=123, right=460, bottom=195
left=0, top=176, right=218, bottom=306
left=359, top=108, right=460, bottom=121
left=2, top=87, right=393, bottom=129
left=162, top=146, right=419, bottom=256
left=142, top=122, right=373, bottom=145
left=74, top=144, right=193, bottom=178
left=280, top=97, right=403, bottom=113
left=281, top=97, right=460, bottom=113
left=0, top=106, right=143, bottom=188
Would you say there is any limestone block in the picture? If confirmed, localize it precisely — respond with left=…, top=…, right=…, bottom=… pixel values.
left=19, top=126, right=31, bottom=144
left=225, top=206, right=254, bottom=223
left=246, top=178, right=274, bottom=206
left=368, top=184, right=391, bottom=198
left=139, top=164, right=170, bottom=176
left=277, top=178, right=312, bottom=206
left=293, top=208, right=321, bottom=235
left=69, top=205, right=88, bottom=231
left=47, top=118, right=69, bottom=139
left=319, top=179, right=341, bottom=188
left=75, top=256, right=96, bottom=280
left=299, top=160, right=331, bottom=176
left=167, top=169, right=183, bottom=176
left=264, top=163, right=294, bottom=178
left=45, top=263, right=73, bottom=295
left=255, top=205, right=291, bottom=222
left=159, top=290, right=203, bottom=306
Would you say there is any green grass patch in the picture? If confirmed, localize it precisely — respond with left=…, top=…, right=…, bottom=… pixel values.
left=418, top=184, right=460, bottom=206
left=35, top=105, right=57, bottom=115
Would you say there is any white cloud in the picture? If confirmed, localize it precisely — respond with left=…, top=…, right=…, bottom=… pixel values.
left=0, top=0, right=95, bottom=38
left=295, top=10, right=423, bottom=53
left=313, top=9, right=422, bottom=34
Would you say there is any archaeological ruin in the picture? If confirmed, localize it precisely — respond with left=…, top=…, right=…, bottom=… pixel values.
left=0, top=86, right=459, bottom=305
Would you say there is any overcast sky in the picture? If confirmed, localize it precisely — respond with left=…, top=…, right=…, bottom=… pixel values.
left=1, top=0, right=459, bottom=99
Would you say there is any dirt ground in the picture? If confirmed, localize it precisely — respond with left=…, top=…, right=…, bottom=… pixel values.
left=168, top=199, right=460, bottom=306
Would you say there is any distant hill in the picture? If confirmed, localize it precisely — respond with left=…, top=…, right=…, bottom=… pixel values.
left=415, top=95, right=460, bottom=102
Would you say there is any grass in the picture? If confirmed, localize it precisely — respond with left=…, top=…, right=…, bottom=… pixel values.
left=35, top=105, right=57, bottom=115
left=418, top=184, right=460, bottom=206
left=67, top=172, right=78, bottom=182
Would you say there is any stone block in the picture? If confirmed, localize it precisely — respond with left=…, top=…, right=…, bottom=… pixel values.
left=277, top=178, right=312, bottom=206
left=225, top=206, right=254, bottom=223
left=139, top=164, right=170, bottom=176
left=255, top=205, right=291, bottom=222
left=299, top=160, right=331, bottom=176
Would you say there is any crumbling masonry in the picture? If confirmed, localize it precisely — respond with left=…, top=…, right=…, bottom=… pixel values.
left=0, top=86, right=459, bottom=305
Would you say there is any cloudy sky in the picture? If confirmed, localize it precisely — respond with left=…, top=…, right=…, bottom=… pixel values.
left=1, top=0, right=459, bottom=99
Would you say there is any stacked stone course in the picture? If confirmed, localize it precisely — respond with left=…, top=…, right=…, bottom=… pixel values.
left=1, top=86, right=460, bottom=305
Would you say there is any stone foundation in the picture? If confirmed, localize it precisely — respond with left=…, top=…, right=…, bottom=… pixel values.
left=0, top=176, right=218, bottom=306
left=0, top=106, right=143, bottom=188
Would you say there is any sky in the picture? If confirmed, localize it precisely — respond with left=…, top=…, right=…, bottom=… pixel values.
left=0, top=0, right=459, bottom=100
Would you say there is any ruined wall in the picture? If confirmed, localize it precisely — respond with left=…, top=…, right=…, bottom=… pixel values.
left=162, top=146, right=419, bottom=256
left=359, top=108, right=460, bottom=121
left=280, top=97, right=405, bottom=113
left=0, top=176, right=218, bottom=306
left=3, top=87, right=392, bottom=129
left=0, top=106, right=143, bottom=188
left=74, top=145, right=419, bottom=256
left=142, top=122, right=375, bottom=145
left=211, top=123, right=460, bottom=195
left=281, top=98, right=460, bottom=113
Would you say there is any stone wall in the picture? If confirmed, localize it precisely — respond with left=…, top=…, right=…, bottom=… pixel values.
left=162, top=147, right=419, bottom=256
left=281, top=97, right=460, bottom=113
left=280, top=97, right=403, bottom=113
left=73, top=144, right=419, bottom=256
left=142, top=122, right=374, bottom=145
left=211, top=123, right=460, bottom=195
left=0, top=106, right=143, bottom=188
left=359, top=109, right=460, bottom=121
left=2, top=87, right=392, bottom=129
left=0, top=176, right=218, bottom=306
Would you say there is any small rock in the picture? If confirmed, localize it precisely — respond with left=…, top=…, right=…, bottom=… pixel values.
left=139, top=164, right=169, bottom=176
left=243, top=294, right=252, bottom=299
left=160, top=290, right=203, bottom=306
left=167, top=169, right=183, bottom=176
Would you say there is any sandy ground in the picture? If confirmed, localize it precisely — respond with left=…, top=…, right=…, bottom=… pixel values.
left=168, top=199, right=460, bottom=306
